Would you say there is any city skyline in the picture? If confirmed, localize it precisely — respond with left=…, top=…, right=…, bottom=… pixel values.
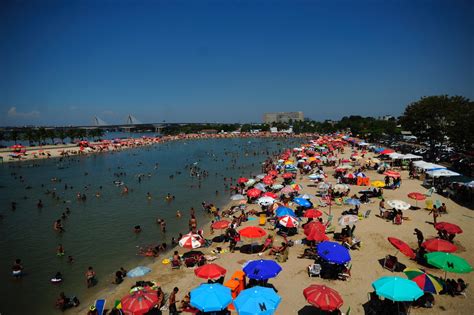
left=1, top=0, right=472, bottom=126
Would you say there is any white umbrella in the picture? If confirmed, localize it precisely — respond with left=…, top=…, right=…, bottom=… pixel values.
left=254, top=183, right=267, bottom=192
left=338, top=215, right=359, bottom=226
left=338, top=164, right=353, bottom=170
left=179, top=232, right=204, bottom=249
left=230, top=194, right=246, bottom=201
left=244, top=179, right=256, bottom=187
left=256, top=174, right=267, bottom=180
left=387, top=200, right=411, bottom=211
left=279, top=215, right=299, bottom=227
left=297, top=194, right=315, bottom=200
left=426, top=169, right=460, bottom=177
left=271, top=184, right=284, bottom=190
left=334, top=184, right=350, bottom=192
left=318, top=182, right=331, bottom=190
left=257, top=196, right=275, bottom=206
left=308, top=174, right=324, bottom=180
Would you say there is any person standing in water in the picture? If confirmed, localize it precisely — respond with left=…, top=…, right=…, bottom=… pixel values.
left=12, top=258, right=23, bottom=278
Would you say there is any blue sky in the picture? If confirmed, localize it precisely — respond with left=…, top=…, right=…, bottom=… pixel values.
left=0, top=0, right=472, bottom=126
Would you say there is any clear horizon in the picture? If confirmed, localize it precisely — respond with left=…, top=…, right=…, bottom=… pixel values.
left=1, top=0, right=472, bottom=126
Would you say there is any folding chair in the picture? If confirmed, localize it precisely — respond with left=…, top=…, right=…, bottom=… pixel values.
left=308, top=263, right=321, bottom=277
left=383, top=255, right=398, bottom=272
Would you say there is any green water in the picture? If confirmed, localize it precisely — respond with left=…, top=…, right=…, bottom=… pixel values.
left=0, top=137, right=304, bottom=315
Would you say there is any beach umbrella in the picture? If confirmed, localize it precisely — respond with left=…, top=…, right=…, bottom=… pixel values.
left=280, top=186, right=295, bottom=194
left=179, top=232, right=204, bottom=249
left=345, top=198, right=361, bottom=206
left=267, top=170, right=278, bottom=177
left=211, top=220, right=231, bottom=230
left=190, top=284, right=232, bottom=312
left=304, top=221, right=326, bottom=235
left=230, top=194, right=246, bottom=201
left=263, top=192, right=278, bottom=199
left=194, top=263, right=227, bottom=280
left=422, top=239, right=457, bottom=253
left=372, top=276, right=423, bottom=301
left=407, top=192, right=426, bottom=201
left=317, top=241, right=351, bottom=264
left=256, top=174, right=267, bottom=180
left=262, top=177, right=274, bottom=185
left=293, top=197, right=311, bottom=208
left=333, top=184, right=349, bottom=192
left=303, top=284, right=343, bottom=312
left=127, top=266, right=152, bottom=278
left=257, top=196, right=275, bottom=207
left=239, top=226, right=267, bottom=239
left=387, top=237, right=416, bottom=259
left=298, top=193, right=316, bottom=200
left=304, top=209, right=323, bottom=218
left=387, top=200, right=411, bottom=211
left=243, top=259, right=282, bottom=280
left=282, top=172, right=294, bottom=179
left=244, top=179, right=257, bottom=187
left=338, top=215, right=359, bottom=227
left=271, top=184, right=284, bottom=190
left=344, top=173, right=355, bottom=179
left=403, top=268, right=443, bottom=294
left=275, top=206, right=296, bottom=218
left=278, top=215, right=299, bottom=228
left=384, top=170, right=401, bottom=178
left=308, top=174, right=324, bottom=180
left=254, top=183, right=267, bottom=192
left=121, top=289, right=158, bottom=315
left=379, top=149, right=395, bottom=155
left=318, top=182, right=331, bottom=190
left=234, top=286, right=281, bottom=315
left=425, top=252, right=472, bottom=274
left=306, top=228, right=329, bottom=242
left=434, top=222, right=463, bottom=234
left=246, top=188, right=262, bottom=198
left=371, top=181, right=385, bottom=188
left=291, top=184, right=303, bottom=191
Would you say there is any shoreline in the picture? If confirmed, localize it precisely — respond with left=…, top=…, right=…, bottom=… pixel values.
left=0, top=132, right=316, bottom=164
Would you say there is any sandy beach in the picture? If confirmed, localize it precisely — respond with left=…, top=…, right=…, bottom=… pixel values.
left=69, top=140, right=473, bottom=315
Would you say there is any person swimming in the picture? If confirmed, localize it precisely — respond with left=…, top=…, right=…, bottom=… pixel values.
left=54, top=219, right=65, bottom=232
left=57, top=244, right=65, bottom=256
left=134, top=225, right=142, bottom=233
left=176, top=210, right=182, bottom=218
left=12, top=258, right=23, bottom=278
left=51, top=271, right=63, bottom=283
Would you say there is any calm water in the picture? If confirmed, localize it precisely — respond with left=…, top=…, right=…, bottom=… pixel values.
left=0, top=137, right=304, bottom=315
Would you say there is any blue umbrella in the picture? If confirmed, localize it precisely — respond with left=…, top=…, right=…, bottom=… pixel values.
left=317, top=241, right=351, bottom=264
left=275, top=206, right=296, bottom=218
left=190, top=283, right=232, bottom=312
left=243, top=260, right=282, bottom=280
left=126, top=266, right=151, bottom=278
left=293, top=197, right=312, bottom=208
left=345, top=198, right=361, bottom=206
left=234, top=286, right=281, bottom=315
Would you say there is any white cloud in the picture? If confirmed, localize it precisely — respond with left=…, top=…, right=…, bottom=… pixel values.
left=7, top=107, right=40, bottom=118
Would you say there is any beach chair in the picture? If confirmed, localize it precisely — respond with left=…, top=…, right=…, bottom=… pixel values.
left=307, top=263, right=321, bottom=277
left=434, top=200, right=442, bottom=209
left=363, top=210, right=371, bottom=218
left=338, top=263, right=351, bottom=280
left=259, top=213, right=266, bottom=226
left=425, top=200, right=433, bottom=211
left=383, top=255, right=398, bottom=272
left=424, top=187, right=435, bottom=197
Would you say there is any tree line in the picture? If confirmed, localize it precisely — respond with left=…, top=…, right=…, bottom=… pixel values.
left=0, top=128, right=104, bottom=146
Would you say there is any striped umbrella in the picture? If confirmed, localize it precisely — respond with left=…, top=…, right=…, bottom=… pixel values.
left=403, top=268, right=443, bottom=294
left=179, top=232, right=204, bottom=249
left=303, top=284, right=343, bottom=312
left=121, top=289, right=158, bottom=315
left=279, top=215, right=299, bottom=228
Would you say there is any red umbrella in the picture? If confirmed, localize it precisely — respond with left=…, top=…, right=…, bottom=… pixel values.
left=303, top=284, right=343, bottom=311
left=211, top=220, right=231, bottom=230
left=121, top=289, right=158, bottom=315
left=246, top=188, right=262, bottom=198
left=262, top=177, right=274, bottom=185
left=279, top=215, right=299, bottom=228
left=194, top=263, right=227, bottom=280
left=267, top=170, right=278, bottom=177
left=282, top=173, right=294, bottom=179
left=237, top=177, right=249, bottom=184
left=306, top=229, right=329, bottom=242
left=384, top=170, right=401, bottom=178
left=239, top=226, right=266, bottom=239
left=304, top=209, right=323, bottom=218
left=408, top=192, right=426, bottom=201
left=434, top=222, right=463, bottom=234
left=422, top=239, right=457, bottom=253
left=263, top=192, right=278, bottom=199
left=304, top=221, right=326, bottom=236
left=379, top=149, right=395, bottom=155
left=387, top=237, right=415, bottom=259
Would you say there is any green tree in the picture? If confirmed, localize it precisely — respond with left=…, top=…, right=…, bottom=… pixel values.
left=10, top=130, right=19, bottom=144
left=45, top=129, right=56, bottom=144
left=22, top=128, right=36, bottom=145
left=400, top=95, right=473, bottom=150
left=57, top=130, right=67, bottom=144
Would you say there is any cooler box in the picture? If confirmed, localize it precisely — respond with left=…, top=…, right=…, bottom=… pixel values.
left=231, top=270, right=246, bottom=291
left=224, top=279, right=239, bottom=310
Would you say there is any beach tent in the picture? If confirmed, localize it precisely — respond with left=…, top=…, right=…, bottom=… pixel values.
left=426, top=169, right=460, bottom=177
left=412, top=161, right=446, bottom=171
left=388, top=153, right=405, bottom=159
left=402, top=154, right=422, bottom=160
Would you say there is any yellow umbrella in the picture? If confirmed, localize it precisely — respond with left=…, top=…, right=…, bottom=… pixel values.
left=371, top=181, right=385, bottom=188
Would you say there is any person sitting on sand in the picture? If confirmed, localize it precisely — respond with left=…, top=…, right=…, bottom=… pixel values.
left=156, top=287, right=165, bottom=308
left=180, top=292, right=191, bottom=310
left=87, top=305, right=98, bottom=315
left=269, top=242, right=288, bottom=256
left=260, top=235, right=274, bottom=253
left=172, top=251, right=181, bottom=268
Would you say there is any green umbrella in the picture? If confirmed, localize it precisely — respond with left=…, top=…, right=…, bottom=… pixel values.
left=372, top=276, right=424, bottom=301
left=425, top=252, right=472, bottom=274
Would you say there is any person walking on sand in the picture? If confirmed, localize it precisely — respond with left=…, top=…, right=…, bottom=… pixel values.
left=169, top=287, right=179, bottom=315
left=414, top=229, right=424, bottom=248
left=429, top=205, right=439, bottom=224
